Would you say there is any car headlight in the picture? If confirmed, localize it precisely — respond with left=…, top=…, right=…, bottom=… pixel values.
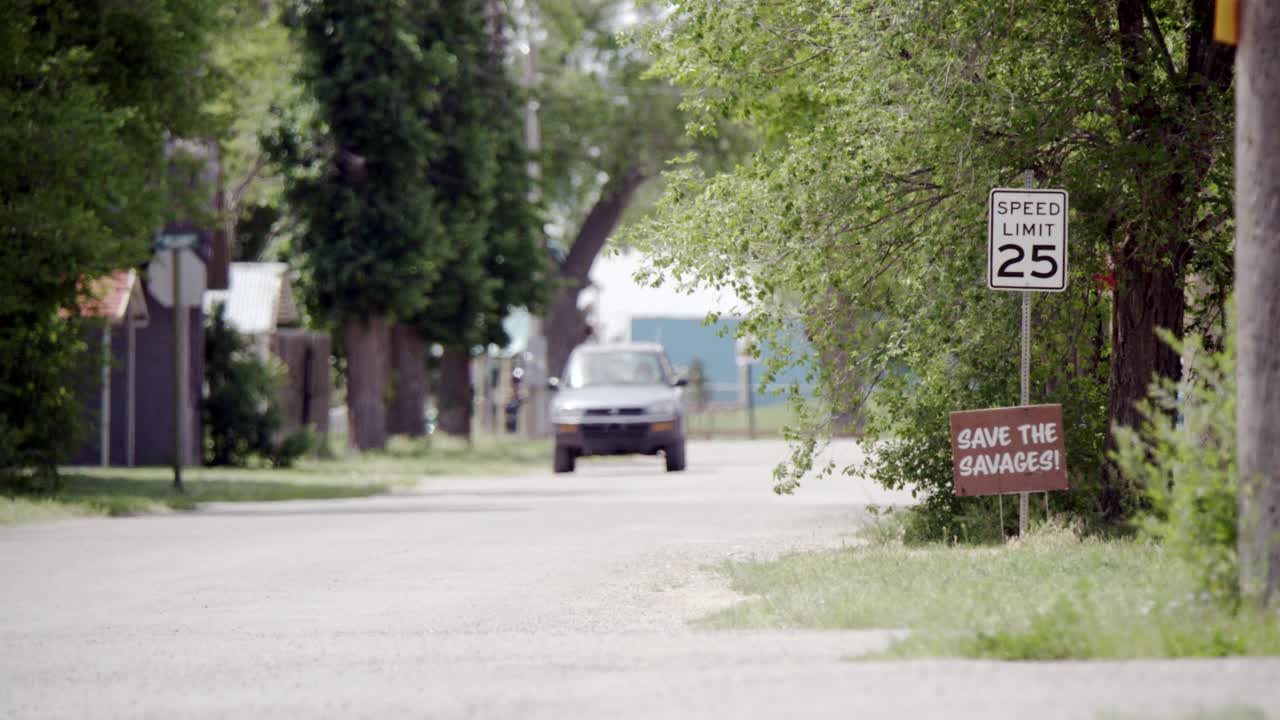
left=647, top=399, right=677, bottom=417
left=550, top=401, right=582, bottom=422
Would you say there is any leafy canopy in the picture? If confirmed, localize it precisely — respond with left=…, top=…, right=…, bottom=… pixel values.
left=626, top=0, right=1232, bottom=533
left=0, top=0, right=227, bottom=477
left=274, top=0, right=544, bottom=346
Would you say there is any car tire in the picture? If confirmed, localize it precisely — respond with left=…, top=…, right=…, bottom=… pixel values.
left=554, top=445, right=576, bottom=473
left=665, top=440, right=686, bottom=472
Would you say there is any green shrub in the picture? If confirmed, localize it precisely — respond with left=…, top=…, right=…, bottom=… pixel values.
left=1113, top=329, right=1238, bottom=605
left=0, top=314, right=94, bottom=491
left=270, top=427, right=314, bottom=468
left=858, top=305, right=1109, bottom=543
left=203, top=304, right=291, bottom=467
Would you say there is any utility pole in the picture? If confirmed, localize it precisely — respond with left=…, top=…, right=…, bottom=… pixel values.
left=1234, top=0, right=1280, bottom=605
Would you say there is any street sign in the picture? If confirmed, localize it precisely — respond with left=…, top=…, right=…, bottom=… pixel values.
left=155, top=232, right=200, bottom=251
left=147, top=248, right=206, bottom=308
left=949, top=404, right=1069, bottom=496
left=988, top=189, right=1068, bottom=292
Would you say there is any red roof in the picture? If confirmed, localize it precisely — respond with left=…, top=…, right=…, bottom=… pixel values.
left=70, top=270, right=147, bottom=325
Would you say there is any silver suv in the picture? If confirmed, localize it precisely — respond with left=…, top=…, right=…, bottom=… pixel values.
left=547, top=343, right=687, bottom=473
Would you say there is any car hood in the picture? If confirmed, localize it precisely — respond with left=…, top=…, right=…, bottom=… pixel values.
left=554, top=385, right=677, bottom=410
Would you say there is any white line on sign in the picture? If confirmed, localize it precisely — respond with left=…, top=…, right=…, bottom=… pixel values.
left=988, top=189, right=1069, bottom=292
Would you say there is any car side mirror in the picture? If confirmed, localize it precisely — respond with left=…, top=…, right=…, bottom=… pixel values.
left=547, top=377, right=560, bottom=391
left=673, top=377, right=689, bottom=387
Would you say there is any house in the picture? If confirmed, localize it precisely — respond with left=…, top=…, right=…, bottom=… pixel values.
left=71, top=141, right=231, bottom=467
left=72, top=250, right=217, bottom=468
left=203, top=263, right=329, bottom=435
left=202, top=262, right=300, bottom=357
left=71, top=271, right=150, bottom=466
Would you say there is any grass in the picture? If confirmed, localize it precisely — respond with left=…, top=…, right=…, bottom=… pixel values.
left=1, top=433, right=550, bottom=526
left=703, top=523, right=1280, bottom=660
left=686, top=402, right=800, bottom=438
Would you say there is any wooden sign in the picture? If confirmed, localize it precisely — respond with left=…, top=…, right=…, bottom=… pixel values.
left=949, top=404, right=1069, bottom=496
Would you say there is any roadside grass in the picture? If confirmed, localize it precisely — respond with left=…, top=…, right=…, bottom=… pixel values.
left=0, top=469, right=387, bottom=525
left=1, top=433, right=550, bottom=526
left=687, top=402, right=799, bottom=438
left=702, top=523, right=1280, bottom=660
left=0, top=496, right=88, bottom=526
left=354, top=433, right=550, bottom=478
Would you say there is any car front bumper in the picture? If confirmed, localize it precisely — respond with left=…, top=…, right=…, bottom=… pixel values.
left=553, top=418, right=682, bottom=456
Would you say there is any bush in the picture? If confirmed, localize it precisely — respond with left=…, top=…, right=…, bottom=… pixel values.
left=0, top=314, right=94, bottom=491
left=1113, top=329, right=1238, bottom=605
left=857, top=289, right=1109, bottom=543
left=203, top=304, right=295, bottom=467
left=270, top=427, right=314, bottom=468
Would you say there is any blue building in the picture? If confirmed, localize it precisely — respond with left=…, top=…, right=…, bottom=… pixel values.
left=629, top=316, right=812, bottom=407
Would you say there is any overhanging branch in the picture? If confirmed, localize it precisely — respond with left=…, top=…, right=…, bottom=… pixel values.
left=1139, top=0, right=1178, bottom=81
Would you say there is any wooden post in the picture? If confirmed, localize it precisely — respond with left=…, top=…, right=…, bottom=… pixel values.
left=1236, top=0, right=1280, bottom=605
left=127, top=312, right=136, bottom=467
left=100, top=323, right=111, bottom=467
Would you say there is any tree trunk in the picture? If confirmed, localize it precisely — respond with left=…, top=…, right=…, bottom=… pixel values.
left=1095, top=0, right=1232, bottom=527
left=1236, top=0, right=1280, bottom=605
left=343, top=315, right=391, bottom=451
left=387, top=324, right=427, bottom=437
left=437, top=347, right=472, bottom=439
left=544, top=166, right=647, bottom=378
left=545, top=285, right=594, bottom=381
left=1100, top=244, right=1188, bottom=523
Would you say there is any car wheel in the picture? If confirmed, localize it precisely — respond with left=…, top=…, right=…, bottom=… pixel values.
left=554, top=445, right=576, bottom=473
left=664, top=440, right=686, bottom=472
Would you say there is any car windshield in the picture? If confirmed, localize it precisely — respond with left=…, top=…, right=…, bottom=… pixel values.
left=565, top=350, right=669, bottom=388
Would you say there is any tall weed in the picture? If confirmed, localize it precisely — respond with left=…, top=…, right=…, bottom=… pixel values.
left=1113, top=329, right=1238, bottom=605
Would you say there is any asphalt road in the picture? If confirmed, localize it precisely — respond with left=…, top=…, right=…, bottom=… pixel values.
left=2, top=440, right=1276, bottom=719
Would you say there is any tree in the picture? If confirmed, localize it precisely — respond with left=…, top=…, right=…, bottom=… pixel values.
left=271, top=0, right=449, bottom=450
left=0, top=0, right=224, bottom=481
left=628, top=0, right=1235, bottom=531
left=1235, top=1, right=1280, bottom=605
left=1100, top=0, right=1234, bottom=522
left=532, top=0, right=745, bottom=380
left=276, top=0, right=544, bottom=446
left=209, top=0, right=307, bottom=262
left=405, top=0, right=545, bottom=440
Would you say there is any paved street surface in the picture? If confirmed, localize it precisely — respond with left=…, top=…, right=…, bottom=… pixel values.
left=2, top=440, right=1277, bottom=719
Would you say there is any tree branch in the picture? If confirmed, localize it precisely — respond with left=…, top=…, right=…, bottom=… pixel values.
left=230, top=153, right=268, bottom=210
left=1139, top=0, right=1178, bottom=81
left=559, top=165, right=647, bottom=282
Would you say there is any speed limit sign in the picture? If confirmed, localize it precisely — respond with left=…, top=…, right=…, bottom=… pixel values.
left=988, top=189, right=1068, bottom=292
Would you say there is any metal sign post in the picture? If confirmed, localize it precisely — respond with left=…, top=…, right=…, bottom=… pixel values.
left=172, top=248, right=185, bottom=492
left=154, top=232, right=201, bottom=492
left=1019, top=170, right=1032, bottom=536
left=985, top=174, right=1069, bottom=536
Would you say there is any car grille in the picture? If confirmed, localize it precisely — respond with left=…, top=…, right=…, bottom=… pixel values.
left=583, top=408, right=645, bottom=417
left=581, top=423, right=649, bottom=439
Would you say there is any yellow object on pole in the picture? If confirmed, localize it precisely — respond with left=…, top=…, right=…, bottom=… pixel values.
left=1215, top=0, right=1239, bottom=45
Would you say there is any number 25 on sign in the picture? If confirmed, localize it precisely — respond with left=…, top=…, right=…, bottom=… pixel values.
left=988, top=189, right=1069, bottom=292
